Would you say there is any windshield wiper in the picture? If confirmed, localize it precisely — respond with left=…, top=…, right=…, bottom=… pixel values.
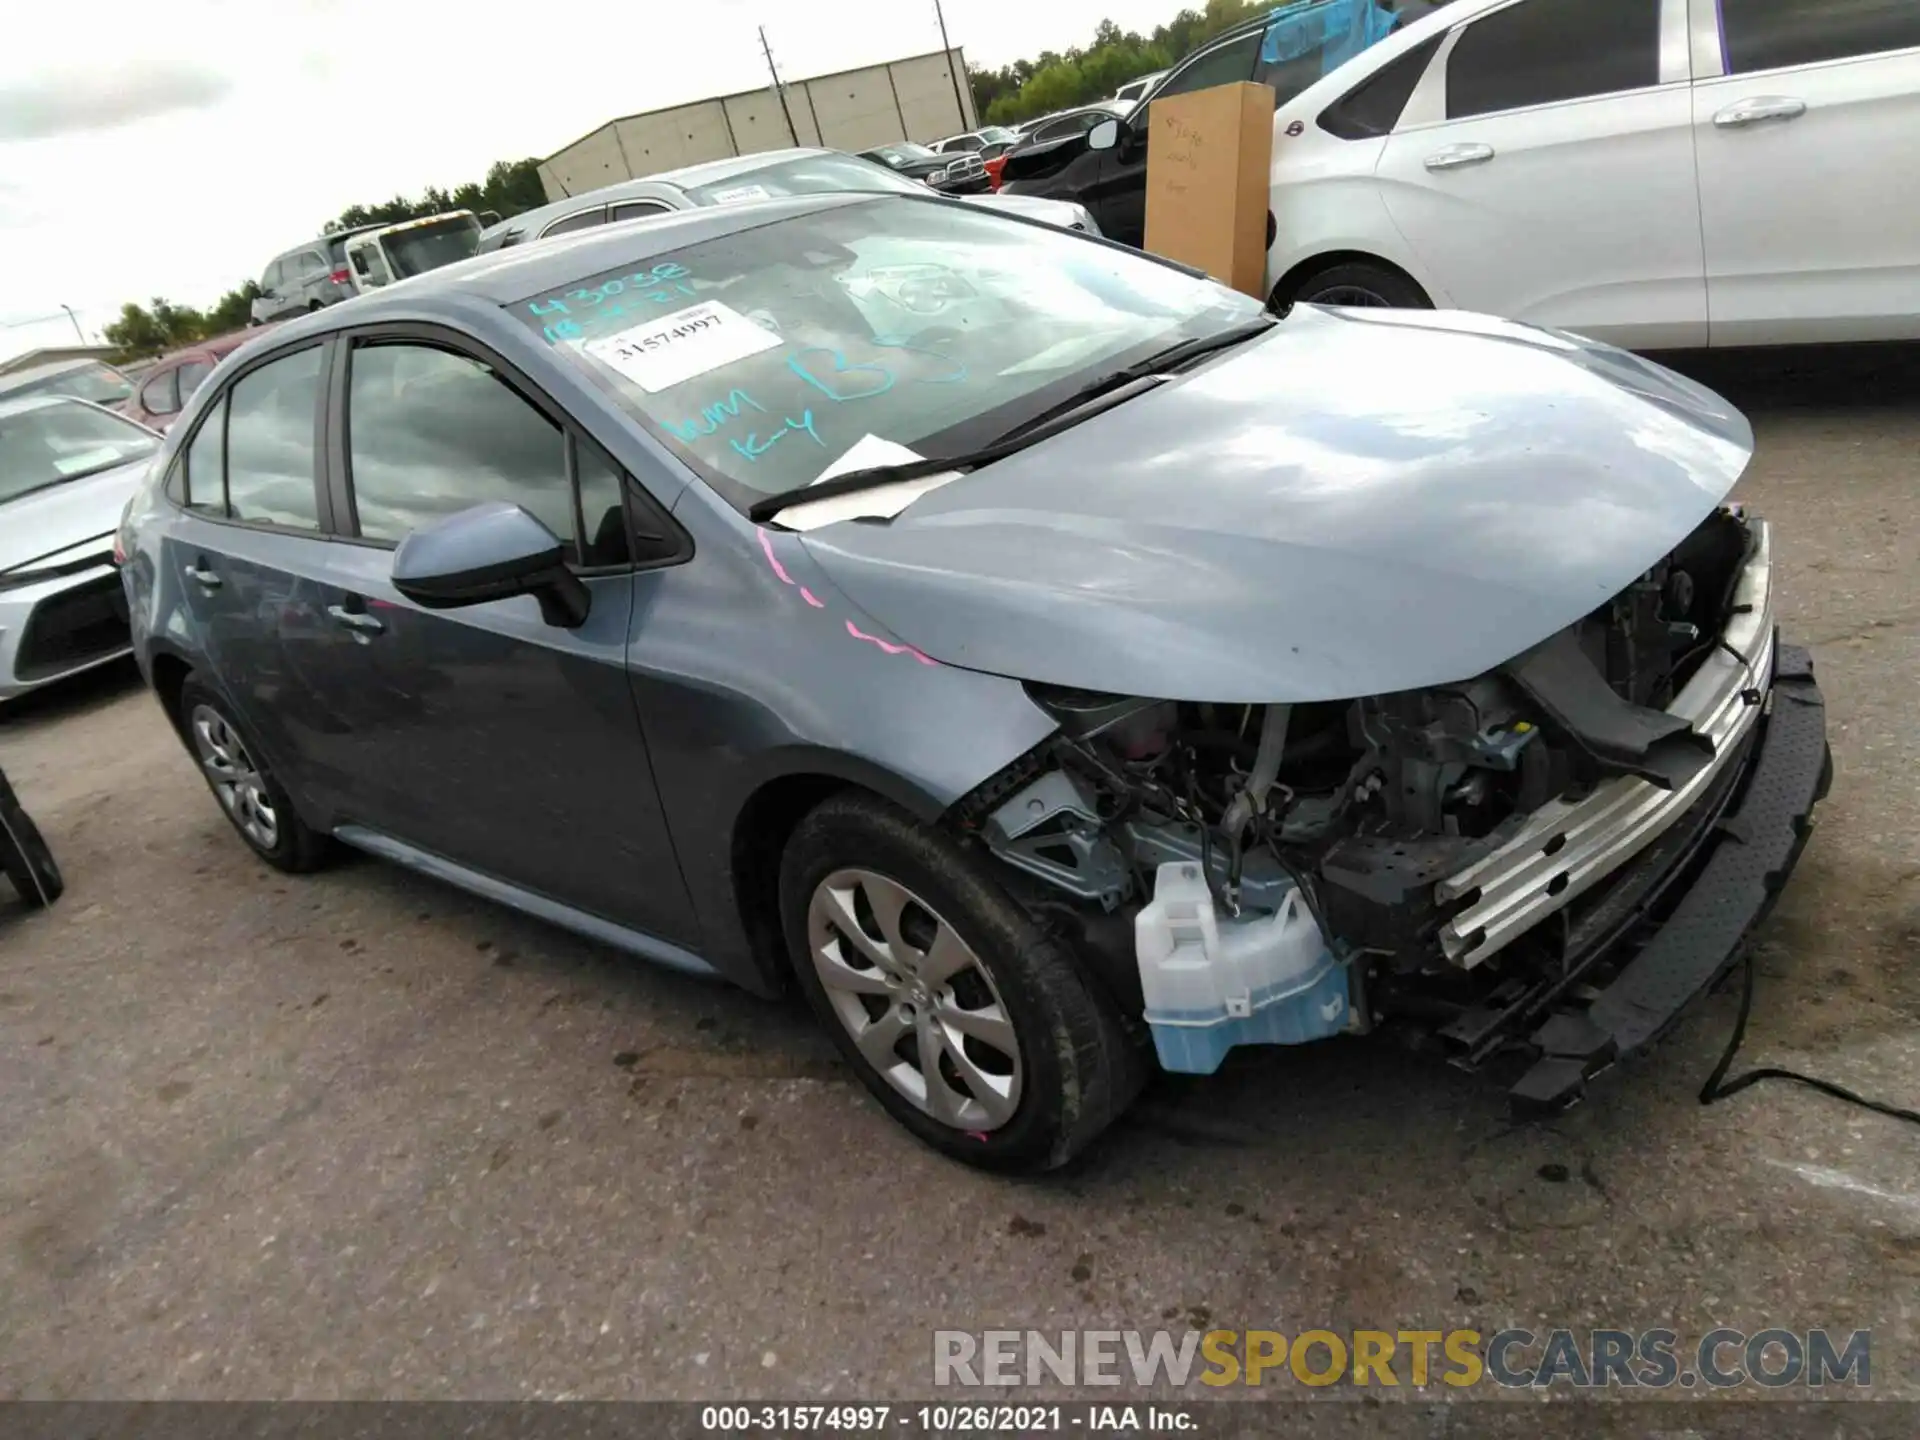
left=746, top=315, right=1277, bottom=524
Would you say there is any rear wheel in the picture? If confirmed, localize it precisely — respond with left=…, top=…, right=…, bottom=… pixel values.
left=179, top=677, right=331, bottom=872
left=780, top=793, right=1144, bottom=1172
left=1291, top=260, right=1430, bottom=310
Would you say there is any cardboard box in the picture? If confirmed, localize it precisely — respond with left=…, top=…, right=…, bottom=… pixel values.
left=1143, top=82, right=1275, bottom=299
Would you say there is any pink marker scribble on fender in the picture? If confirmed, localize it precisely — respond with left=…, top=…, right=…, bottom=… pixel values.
left=846, top=619, right=938, bottom=666
left=758, top=526, right=935, bottom=662
left=756, top=527, right=796, bottom=586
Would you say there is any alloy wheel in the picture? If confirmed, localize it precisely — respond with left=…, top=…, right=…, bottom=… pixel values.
left=806, top=868, right=1023, bottom=1131
left=1307, top=284, right=1391, bottom=307
left=190, top=703, right=280, bottom=851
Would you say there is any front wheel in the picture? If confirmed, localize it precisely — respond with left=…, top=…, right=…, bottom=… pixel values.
left=1290, top=260, right=1431, bottom=310
left=780, top=793, right=1144, bottom=1172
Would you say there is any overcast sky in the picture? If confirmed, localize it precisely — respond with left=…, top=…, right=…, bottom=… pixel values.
left=0, top=0, right=1179, bottom=361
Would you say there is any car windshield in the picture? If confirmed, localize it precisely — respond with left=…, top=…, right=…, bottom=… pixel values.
left=5, top=361, right=133, bottom=406
left=0, top=399, right=157, bottom=504
left=867, top=143, right=936, bottom=167
left=383, top=215, right=483, bottom=278
left=978, top=127, right=1020, bottom=144
left=512, top=196, right=1261, bottom=511
left=682, top=154, right=926, bottom=206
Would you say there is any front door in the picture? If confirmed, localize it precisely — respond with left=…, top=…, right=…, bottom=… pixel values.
left=1375, top=0, right=1708, bottom=349
left=1692, top=0, right=1920, bottom=345
left=297, top=334, right=699, bottom=947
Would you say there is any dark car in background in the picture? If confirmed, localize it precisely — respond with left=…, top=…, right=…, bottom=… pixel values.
left=855, top=141, right=989, bottom=194
left=1002, top=0, right=1438, bottom=246
left=121, top=331, right=255, bottom=433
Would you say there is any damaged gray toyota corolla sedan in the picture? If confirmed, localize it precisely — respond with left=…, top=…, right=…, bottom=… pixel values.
left=121, top=195, right=1830, bottom=1172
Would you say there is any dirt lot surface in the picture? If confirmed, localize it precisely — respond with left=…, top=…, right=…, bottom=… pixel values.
left=2, top=347, right=1917, bottom=1408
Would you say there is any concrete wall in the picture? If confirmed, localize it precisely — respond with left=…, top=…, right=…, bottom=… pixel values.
left=539, top=48, right=972, bottom=201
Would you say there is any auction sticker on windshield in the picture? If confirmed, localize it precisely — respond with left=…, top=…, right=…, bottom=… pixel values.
left=707, top=183, right=772, bottom=204
left=582, top=300, right=781, bottom=393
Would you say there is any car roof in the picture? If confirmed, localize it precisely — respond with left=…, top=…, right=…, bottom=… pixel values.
left=479, top=148, right=870, bottom=246
left=0, top=356, right=111, bottom=393
left=0, top=390, right=109, bottom=420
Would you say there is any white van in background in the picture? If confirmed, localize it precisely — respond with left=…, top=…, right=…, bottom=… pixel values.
left=342, top=211, right=486, bottom=292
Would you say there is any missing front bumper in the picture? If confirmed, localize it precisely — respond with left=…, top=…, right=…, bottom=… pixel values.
left=1505, top=640, right=1830, bottom=1114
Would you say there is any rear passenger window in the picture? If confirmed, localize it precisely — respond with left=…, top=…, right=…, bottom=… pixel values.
left=140, top=369, right=180, bottom=416
left=1721, top=0, right=1920, bottom=74
left=543, top=208, right=607, bottom=238
left=1446, top=0, right=1660, bottom=119
left=224, top=348, right=324, bottom=529
left=346, top=343, right=623, bottom=565
left=1319, top=33, right=1445, bottom=138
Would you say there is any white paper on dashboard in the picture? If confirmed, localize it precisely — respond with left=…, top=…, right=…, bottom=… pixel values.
left=769, top=433, right=962, bottom=532
left=582, top=300, right=780, bottom=393
left=707, top=183, right=773, bottom=204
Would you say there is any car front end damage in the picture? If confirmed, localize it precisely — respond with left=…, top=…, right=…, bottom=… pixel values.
left=951, top=506, right=1830, bottom=1112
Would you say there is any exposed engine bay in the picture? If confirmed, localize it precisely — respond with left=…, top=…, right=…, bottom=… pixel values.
left=957, top=507, right=1765, bottom=1078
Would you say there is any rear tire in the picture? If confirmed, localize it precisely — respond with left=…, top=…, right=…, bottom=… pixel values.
left=1290, top=260, right=1431, bottom=310
left=0, top=770, right=63, bottom=908
left=179, top=676, right=331, bottom=873
left=780, top=793, right=1145, bottom=1172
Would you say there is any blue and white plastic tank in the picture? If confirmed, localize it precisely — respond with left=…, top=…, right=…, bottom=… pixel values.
left=1134, top=861, right=1349, bottom=1074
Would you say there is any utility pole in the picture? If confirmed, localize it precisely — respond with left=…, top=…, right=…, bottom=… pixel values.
left=759, top=26, right=799, bottom=145
left=59, top=304, right=85, bottom=344
left=932, top=0, right=969, bottom=127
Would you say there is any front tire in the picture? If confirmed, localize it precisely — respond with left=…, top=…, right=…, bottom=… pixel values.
left=780, top=793, right=1144, bottom=1172
left=179, top=677, right=331, bottom=872
left=1290, top=260, right=1431, bottom=310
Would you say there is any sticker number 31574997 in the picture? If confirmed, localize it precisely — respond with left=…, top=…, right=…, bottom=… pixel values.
left=582, top=300, right=782, bottom=393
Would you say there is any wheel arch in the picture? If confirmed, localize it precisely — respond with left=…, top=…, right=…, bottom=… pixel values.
left=1268, top=250, right=1435, bottom=312
left=723, top=749, right=953, bottom=994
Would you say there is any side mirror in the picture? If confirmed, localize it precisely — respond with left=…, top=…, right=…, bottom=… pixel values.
left=1087, top=119, right=1122, bottom=152
left=391, top=501, right=591, bottom=628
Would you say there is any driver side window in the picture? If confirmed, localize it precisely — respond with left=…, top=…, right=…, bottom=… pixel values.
left=344, top=342, right=630, bottom=567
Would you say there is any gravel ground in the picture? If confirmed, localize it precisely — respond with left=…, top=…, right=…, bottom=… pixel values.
left=1, top=346, right=1916, bottom=1408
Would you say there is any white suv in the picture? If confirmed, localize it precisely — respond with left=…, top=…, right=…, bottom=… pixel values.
left=1268, top=0, right=1920, bottom=348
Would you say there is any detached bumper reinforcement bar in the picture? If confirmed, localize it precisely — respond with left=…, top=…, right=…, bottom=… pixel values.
left=1508, top=642, right=1830, bottom=1115
left=1439, top=520, right=1778, bottom=967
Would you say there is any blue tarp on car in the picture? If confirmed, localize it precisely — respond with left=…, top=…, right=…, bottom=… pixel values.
left=1259, top=0, right=1401, bottom=77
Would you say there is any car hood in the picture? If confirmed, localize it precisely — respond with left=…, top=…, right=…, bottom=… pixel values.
left=794, top=306, right=1754, bottom=703
left=0, top=456, right=151, bottom=575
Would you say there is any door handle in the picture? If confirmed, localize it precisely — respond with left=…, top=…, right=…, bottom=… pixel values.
left=184, top=563, right=222, bottom=589
left=326, top=603, right=386, bottom=637
left=1424, top=142, right=1496, bottom=171
left=1714, top=96, right=1806, bottom=128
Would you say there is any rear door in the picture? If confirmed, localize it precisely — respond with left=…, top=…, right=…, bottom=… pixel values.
left=1692, top=0, right=1920, bottom=344
left=163, top=341, right=342, bottom=803
left=1374, top=0, right=1707, bottom=348
left=296, top=328, right=697, bottom=944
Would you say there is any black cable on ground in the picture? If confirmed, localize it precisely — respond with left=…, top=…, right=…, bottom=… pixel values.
left=1699, top=948, right=1920, bottom=1127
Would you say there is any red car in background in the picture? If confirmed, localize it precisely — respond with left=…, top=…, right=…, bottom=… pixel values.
left=119, top=331, right=256, bottom=433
